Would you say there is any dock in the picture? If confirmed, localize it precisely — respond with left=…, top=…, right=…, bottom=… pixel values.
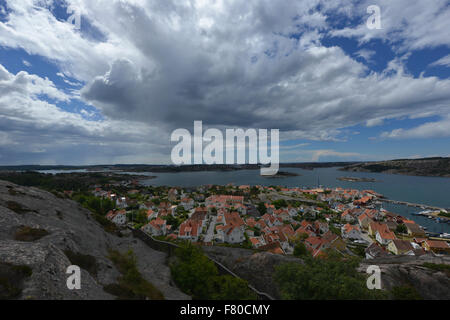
left=380, top=198, right=449, bottom=212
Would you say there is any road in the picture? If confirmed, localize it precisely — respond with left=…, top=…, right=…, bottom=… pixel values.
left=204, top=215, right=217, bottom=243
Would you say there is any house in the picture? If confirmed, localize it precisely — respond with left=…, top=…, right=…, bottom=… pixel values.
left=180, top=197, right=194, bottom=210
left=365, top=242, right=390, bottom=259
left=404, top=222, right=426, bottom=237
left=353, top=195, right=372, bottom=206
left=249, top=236, right=266, bottom=248
left=387, top=239, right=414, bottom=255
left=179, top=220, right=202, bottom=242
left=223, top=224, right=245, bottom=243
left=146, top=209, right=157, bottom=221
left=168, top=188, right=178, bottom=201
left=222, top=212, right=245, bottom=243
left=341, top=210, right=354, bottom=222
left=341, top=224, right=363, bottom=240
left=369, top=222, right=389, bottom=237
left=205, top=195, right=244, bottom=208
left=190, top=207, right=208, bottom=228
left=321, top=231, right=346, bottom=252
left=106, top=210, right=127, bottom=225
left=422, top=240, right=450, bottom=254
left=258, top=242, right=285, bottom=255
left=287, top=206, right=298, bottom=217
left=116, top=197, right=128, bottom=209
left=358, top=212, right=374, bottom=229
left=376, top=227, right=397, bottom=245
left=314, top=221, right=329, bottom=234
left=142, top=217, right=167, bottom=236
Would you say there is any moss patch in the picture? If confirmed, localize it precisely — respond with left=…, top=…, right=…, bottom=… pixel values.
left=0, top=262, right=33, bottom=300
left=6, top=201, right=36, bottom=214
left=14, top=226, right=49, bottom=242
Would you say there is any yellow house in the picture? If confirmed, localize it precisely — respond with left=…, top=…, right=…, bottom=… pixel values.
left=387, top=239, right=414, bottom=255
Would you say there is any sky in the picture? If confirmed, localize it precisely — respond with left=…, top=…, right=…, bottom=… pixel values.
left=0, top=0, right=449, bottom=165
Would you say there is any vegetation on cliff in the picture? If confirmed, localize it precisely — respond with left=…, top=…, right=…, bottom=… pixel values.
left=170, top=243, right=256, bottom=300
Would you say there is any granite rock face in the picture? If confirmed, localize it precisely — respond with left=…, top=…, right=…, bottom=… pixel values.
left=204, top=246, right=450, bottom=300
left=359, top=255, right=450, bottom=300
left=0, top=180, right=189, bottom=300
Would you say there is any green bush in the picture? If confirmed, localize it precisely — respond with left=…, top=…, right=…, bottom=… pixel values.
left=170, top=243, right=256, bottom=300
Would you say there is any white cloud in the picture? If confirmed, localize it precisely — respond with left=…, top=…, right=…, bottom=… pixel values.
left=0, top=0, right=449, bottom=164
left=380, top=116, right=450, bottom=139
left=430, top=54, right=450, bottom=68
left=329, top=0, right=450, bottom=52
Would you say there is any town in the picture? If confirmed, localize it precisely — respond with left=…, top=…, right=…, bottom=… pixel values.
left=83, top=180, right=450, bottom=259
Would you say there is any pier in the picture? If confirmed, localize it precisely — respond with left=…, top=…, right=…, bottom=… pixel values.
left=379, top=198, right=449, bottom=213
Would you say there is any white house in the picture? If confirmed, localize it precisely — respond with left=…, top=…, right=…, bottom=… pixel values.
left=142, top=218, right=167, bottom=237
left=341, top=224, right=363, bottom=240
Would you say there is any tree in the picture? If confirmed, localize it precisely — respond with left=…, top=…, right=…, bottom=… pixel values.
left=396, top=224, right=407, bottom=234
left=170, top=243, right=255, bottom=300
left=293, top=242, right=308, bottom=257
left=211, top=275, right=256, bottom=300
left=257, top=202, right=267, bottom=215
left=272, top=199, right=287, bottom=209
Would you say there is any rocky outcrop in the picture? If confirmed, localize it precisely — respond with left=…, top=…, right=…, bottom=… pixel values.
left=0, top=180, right=189, bottom=300
left=359, top=255, right=450, bottom=300
left=203, top=246, right=302, bottom=299
left=203, top=246, right=450, bottom=300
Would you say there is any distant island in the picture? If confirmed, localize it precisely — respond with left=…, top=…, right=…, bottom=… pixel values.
left=337, top=177, right=378, bottom=182
left=340, top=157, right=450, bottom=178
left=261, top=171, right=300, bottom=179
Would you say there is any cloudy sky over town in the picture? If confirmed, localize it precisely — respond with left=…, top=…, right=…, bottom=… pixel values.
left=0, top=0, right=449, bottom=165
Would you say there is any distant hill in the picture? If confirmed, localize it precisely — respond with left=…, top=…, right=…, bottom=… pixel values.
left=341, top=157, right=450, bottom=177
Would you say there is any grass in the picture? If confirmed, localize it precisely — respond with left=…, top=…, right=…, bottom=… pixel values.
left=14, top=226, right=49, bottom=242
left=64, top=250, right=98, bottom=278
left=0, top=262, right=33, bottom=300
left=105, top=249, right=164, bottom=300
